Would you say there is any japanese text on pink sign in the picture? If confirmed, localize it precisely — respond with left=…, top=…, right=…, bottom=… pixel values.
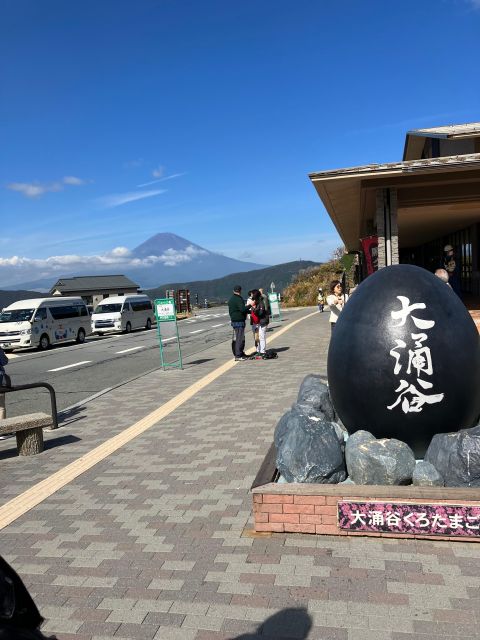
left=338, top=501, right=480, bottom=537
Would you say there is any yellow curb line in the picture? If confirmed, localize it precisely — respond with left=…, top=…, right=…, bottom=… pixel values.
left=0, top=310, right=318, bottom=530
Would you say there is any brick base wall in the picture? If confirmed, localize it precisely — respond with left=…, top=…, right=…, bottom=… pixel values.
left=253, top=491, right=480, bottom=542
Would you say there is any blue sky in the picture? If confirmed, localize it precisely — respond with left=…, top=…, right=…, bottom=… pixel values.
left=1, top=0, right=480, bottom=286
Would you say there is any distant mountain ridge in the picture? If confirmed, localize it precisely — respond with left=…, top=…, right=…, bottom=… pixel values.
left=0, top=289, right=46, bottom=310
left=2, top=232, right=267, bottom=291
left=146, top=260, right=320, bottom=303
left=0, top=260, right=320, bottom=310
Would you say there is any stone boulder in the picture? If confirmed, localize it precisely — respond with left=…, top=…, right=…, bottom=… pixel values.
left=297, top=375, right=336, bottom=422
left=424, top=425, right=480, bottom=487
left=274, top=408, right=295, bottom=450
left=412, top=461, right=443, bottom=487
left=345, top=432, right=416, bottom=485
left=276, top=409, right=346, bottom=484
left=274, top=402, right=345, bottom=451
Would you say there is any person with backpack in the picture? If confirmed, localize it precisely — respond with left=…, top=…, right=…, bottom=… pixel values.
left=249, top=289, right=269, bottom=356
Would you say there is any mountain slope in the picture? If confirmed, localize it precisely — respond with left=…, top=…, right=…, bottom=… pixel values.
left=129, top=233, right=266, bottom=287
left=0, top=289, right=47, bottom=309
left=146, top=260, right=320, bottom=302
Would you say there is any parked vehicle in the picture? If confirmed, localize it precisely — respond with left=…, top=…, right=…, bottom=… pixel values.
left=0, top=297, right=92, bottom=351
left=91, top=295, right=154, bottom=335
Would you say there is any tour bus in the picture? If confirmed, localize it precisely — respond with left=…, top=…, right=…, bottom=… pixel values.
left=90, top=294, right=154, bottom=335
left=0, top=297, right=92, bottom=351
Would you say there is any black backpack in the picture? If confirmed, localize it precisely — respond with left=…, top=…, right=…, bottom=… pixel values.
left=262, top=349, right=278, bottom=360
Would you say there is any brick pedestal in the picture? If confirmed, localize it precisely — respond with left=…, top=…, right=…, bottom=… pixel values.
left=252, top=444, right=480, bottom=542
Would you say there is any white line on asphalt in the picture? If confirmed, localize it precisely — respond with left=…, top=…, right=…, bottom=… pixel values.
left=115, top=346, right=143, bottom=354
left=211, top=324, right=224, bottom=328
left=48, top=361, right=92, bottom=372
left=162, top=337, right=176, bottom=343
left=190, top=329, right=203, bottom=334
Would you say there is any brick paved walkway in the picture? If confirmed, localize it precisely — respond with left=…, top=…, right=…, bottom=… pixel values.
left=1, top=308, right=480, bottom=640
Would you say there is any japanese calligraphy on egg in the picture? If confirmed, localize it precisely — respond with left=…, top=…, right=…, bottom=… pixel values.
left=387, top=296, right=444, bottom=415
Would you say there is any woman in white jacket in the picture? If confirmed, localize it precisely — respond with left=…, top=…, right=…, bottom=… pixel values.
left=327, top=280, right=347, bottom=332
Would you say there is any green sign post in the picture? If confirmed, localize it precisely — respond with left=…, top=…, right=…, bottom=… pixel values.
left=268, top=292, right=282, bottom=320
left=154, top=298, right=183, bottom=370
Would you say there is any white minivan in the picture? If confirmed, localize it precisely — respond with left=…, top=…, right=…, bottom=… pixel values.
left=0, top=297, right=92, bottom=351
left=91, top=295, right=154, bottom=335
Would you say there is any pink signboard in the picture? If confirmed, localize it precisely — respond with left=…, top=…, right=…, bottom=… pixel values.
left=338, top=501, right=480, bottom=538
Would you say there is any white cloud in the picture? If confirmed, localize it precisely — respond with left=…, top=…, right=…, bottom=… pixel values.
left=98, top=189, right=166, bottom=208
left=137, top=172, right=187, bottom=188
left=7, top=176, right=87, bottom=198
left=7, top=182, right=62, bottom=198
left=152, top=165, right=165, bottom=178
left=62, top=176, right=85, bottom=186
left=123, top=158, right=144, bottom=168
left=0, top=245, right=209, bottom=286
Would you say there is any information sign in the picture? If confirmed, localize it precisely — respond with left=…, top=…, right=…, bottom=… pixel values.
left=155, top=298, right=176, bottom=322
left=268, top=292, right=281, bottom=319
left=154, top=298, right=183, bottom=369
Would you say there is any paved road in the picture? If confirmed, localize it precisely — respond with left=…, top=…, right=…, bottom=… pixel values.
left=3, top=307, right=252, bottom=417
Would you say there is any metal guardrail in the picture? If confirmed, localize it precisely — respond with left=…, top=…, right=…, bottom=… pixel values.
left=0, top=374, right=59, bottom=430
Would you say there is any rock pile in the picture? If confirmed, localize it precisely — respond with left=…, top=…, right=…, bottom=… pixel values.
left=274, top=374, right=480, bottom=488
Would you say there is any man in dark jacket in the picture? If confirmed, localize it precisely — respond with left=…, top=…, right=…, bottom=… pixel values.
left=228, top=285, right=249, bottom=361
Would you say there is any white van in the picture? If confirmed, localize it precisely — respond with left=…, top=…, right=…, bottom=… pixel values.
left=91, top=295, right=154, bottom=335
left=0, top=297, right=92, bottom=351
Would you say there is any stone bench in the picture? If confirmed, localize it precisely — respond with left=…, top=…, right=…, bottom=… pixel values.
left=0, top=412, right=53, bottom=456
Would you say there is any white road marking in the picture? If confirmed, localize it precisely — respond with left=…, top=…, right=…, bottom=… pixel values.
left=48, top=361, right=92, bottom=372
left=5, top=353, right=22, bottom=359
left=211, top=324, right=224, bottom=328
left=162, top=337, right=176, bottom=343
left=190, top=329, right=203, bottom=334
left=115, top=346, right=143, bottom=354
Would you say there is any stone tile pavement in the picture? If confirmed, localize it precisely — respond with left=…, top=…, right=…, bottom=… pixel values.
left=2, top=308, right=480, bottom=639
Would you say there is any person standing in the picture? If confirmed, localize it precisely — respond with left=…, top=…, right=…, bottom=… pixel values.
left=259, top=288, right=271, bottom=318
left=228, top=285, right=249, bottom=361
left=250, top=289, right=269, bottom=355
left=327, top=280, right=347, bottom=332
left=442, top=244, right=461, bottom=296
left=0, top=346, right=8, bottom=421
left=317, top=287, right=325, bottom=312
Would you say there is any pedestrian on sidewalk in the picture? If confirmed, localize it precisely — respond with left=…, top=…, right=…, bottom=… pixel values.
left=246, top=291, right=259, bottom=351
left=228, top=285, right=249, bottom=361
left=327, top=280, right=348, bottom=332
left=0, top=346, right=8, bottom=420
left=249, top=289, right=269, bottom=355
left=259, top=287, right=271, bottom=317
left=317, top=287, right=325, bottom=312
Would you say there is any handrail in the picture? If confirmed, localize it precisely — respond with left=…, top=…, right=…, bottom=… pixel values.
left=0, top=375, right=59, bottom=430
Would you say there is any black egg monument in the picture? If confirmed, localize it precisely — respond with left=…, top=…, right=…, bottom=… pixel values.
left=327, top=264, right=480, bottom=455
